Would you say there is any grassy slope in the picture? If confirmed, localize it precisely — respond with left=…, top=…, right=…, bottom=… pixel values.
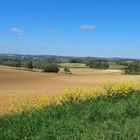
left=0, top=92, right=140, bottom=140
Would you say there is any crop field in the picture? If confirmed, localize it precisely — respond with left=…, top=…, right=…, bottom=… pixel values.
left=0, top=65, right=140, bottom=112
left=1, top=81, right=140, bottom=139
left=0, top=65, right=140, bottom=139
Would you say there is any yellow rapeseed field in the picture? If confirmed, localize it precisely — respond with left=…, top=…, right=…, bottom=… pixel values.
left=2, top=82, right=140, bottom=114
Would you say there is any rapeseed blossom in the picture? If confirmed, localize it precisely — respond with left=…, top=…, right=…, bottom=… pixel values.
left=8, top=94, right=48, bottom=113
left=4, top=82, right=140, bottom=114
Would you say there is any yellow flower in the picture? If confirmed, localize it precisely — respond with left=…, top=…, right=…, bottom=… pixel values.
left=4, top=81, right=139, bottom=114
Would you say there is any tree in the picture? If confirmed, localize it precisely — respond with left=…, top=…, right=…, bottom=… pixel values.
left=69, top=59, right=83, bottom=63
left=27, top=61, right=33, bottom=70
left=64, top=67, right=71, bottom=74
left=16, top=60, right=21, bottom=69
left=43, top=63, right=59, bottom=73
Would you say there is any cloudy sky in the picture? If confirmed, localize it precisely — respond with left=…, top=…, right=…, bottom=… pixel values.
left=0, top=0, right=140, bottom=58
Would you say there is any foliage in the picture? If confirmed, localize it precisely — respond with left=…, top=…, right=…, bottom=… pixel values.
left=69, top=58, right=84, bottom=63
left=124, top=62, right=140, bottom=74
left=15, top=60, right=21, bottom=69
left=27, top=61, right=33, bottom=70
left=109, top=62, right=126, bottom=70
left=64, top=67, right=71, bottom=74
left=0, top=85, right=140, bottom=139
left=43, top=63, right=60, bottom=73
left=0, top=56, right=63, bottom=70
left=86, top=60, right=109, bottom=69
left=6, top=95, right=48, bottom=113
left=101, top=82, right=136, bottom=97
left=116, top=61, right=131, bottom=66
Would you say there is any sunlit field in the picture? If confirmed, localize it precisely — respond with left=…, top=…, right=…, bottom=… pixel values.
left=1, top=0, right=140, bottom=139
left=0, top=65, right=140, bottom=139
left=1, top=81, right=140, bottom=139
left=0, top=65, right=140, bottom=113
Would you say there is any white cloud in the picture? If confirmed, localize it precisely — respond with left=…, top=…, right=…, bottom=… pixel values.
left=10, top=27, right=24, bottom=35
left=45, top=29, right=56, bottom=33
left=80, top=25, right=96, bottom=30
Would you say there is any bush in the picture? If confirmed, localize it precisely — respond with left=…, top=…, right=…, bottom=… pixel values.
left=43, top=63, right=60, bottom=73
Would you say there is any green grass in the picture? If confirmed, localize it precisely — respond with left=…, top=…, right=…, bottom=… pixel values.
left=0, top=92, right=140, bottom=140
left=109, top=62, right=126, bottom=70
left=59, top=63, right=88, bottom=68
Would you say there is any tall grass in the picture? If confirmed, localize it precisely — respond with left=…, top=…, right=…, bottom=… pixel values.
left=0, top=83, right=140, bottom=140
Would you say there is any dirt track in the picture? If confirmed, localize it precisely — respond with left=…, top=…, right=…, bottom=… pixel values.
left=0, top=66, right=140, bottom=106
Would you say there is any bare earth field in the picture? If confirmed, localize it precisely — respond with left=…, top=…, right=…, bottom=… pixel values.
left=0, top=66, right=140, bottom=111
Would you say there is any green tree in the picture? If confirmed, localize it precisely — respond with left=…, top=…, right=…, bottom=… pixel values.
left=27, top=61, right=33, bottom=70
left=16, top=60, right=21, bottom=69
left=124, top=62, right=140, bottom=74
left=86, top=60, right=109, bottom=69
left=64, top=67, right=71, bottom=74
left=43, top=63, right=59, bottom=73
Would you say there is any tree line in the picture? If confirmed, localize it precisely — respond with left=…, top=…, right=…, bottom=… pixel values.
left=124, top=62, right=140, bottom=74
left=0, top=57, right=60, bottom=73
left=86, top=60, right=109, bottom=69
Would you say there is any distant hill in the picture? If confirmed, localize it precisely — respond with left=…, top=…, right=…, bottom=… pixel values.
left=0, top=53, right=139, bottom=62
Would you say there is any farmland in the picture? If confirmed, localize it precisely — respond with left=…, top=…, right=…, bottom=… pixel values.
left=0, top=65, right=140, bottom=112
left=59, top=63, right=88, bottom=68
left=1, top=80, right=140, bottom=139
left=0, top=55, right=139, bottom=138
left=0, top=63, right=140, bottom=139
left=1, top=1, right=140, bottom=139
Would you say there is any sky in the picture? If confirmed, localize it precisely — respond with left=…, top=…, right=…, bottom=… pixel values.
left=0, top=0, right=140, bottom=58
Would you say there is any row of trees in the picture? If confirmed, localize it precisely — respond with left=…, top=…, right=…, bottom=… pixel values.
left=15, top=60, right=72, bottom=74
left=16, top=60, right=60, bottom=73
left=124, top=62, right=140, bottom=74
left=116, top=60, right=140, bottom=75
left=86, top=60, right=109, bottom=69
left=0, top=57, right=72, bottom=74
left=0, top=56, right=64, bottom=70
left=15, top=60, right=33, bottom=70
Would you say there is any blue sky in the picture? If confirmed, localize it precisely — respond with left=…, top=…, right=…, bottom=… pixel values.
left=0, top=0, right=140, bottom=58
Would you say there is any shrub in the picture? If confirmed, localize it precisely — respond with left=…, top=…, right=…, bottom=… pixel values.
left=43, top=63, right=60, bottom=73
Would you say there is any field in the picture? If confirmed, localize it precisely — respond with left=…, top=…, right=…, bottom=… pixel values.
left=59, top=63, right=88, bottom=68
left=109, top=62, right=126, bottom=69
left=0, top=65, right=140, bottom=112
left=1, top=86, right=140, bottom=139
left=0, top=65, right=140, bottom=139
